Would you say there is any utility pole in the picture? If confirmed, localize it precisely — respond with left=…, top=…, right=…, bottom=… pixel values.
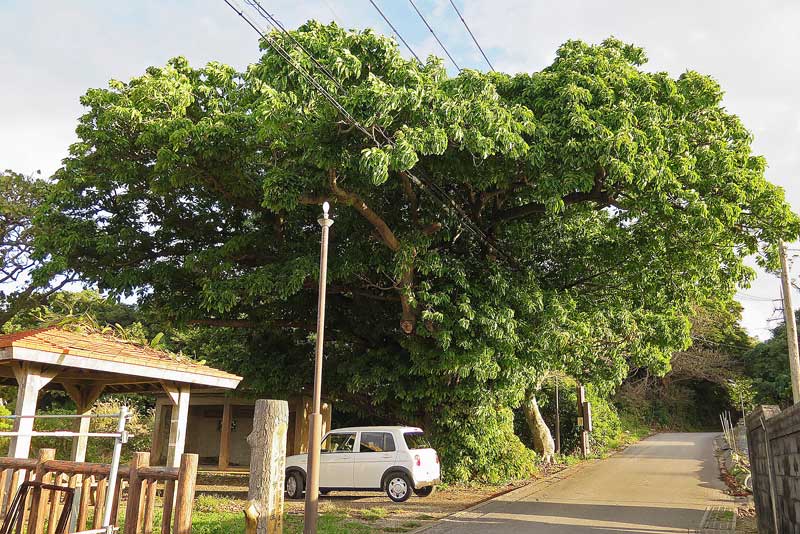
left=304, top=202, right=333, bottom=534
left=779, top=240, right=800, bottom=404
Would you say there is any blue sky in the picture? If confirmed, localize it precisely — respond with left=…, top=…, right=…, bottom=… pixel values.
left=2, top=0, right=800, bottom=338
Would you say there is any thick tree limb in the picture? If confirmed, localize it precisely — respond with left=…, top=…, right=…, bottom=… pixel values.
left=493, top=171, right=614, bottom=224
left=327, top=169, right=416, bottom=333
left=298, top=195, right=328, bottom=205
left=328, top=169, right=400, bottom=251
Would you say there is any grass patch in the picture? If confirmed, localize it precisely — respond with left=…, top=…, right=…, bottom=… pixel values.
left=192, top=510, right=376, bottom=534
left=355, top=507, right=390, bottom=521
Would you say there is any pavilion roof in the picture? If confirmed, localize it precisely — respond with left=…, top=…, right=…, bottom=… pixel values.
left=0, top=327, right=242, bottom=390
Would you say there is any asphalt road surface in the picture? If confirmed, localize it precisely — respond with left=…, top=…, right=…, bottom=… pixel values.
left=424, top=433, right=732, bottom=534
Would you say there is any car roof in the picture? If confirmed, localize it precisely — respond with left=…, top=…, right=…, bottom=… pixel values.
left=327, top=426, right=423, bottom=433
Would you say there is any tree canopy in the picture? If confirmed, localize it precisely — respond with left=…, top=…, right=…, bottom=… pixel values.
left=0, top=170, right=75, bottom=324
left=31, top=23, right=799, bottom=480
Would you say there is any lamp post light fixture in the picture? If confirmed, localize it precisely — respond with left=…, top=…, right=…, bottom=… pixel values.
left=303, top=201, right=333, bottom=534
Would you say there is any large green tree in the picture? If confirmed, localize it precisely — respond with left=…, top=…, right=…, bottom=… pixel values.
left=32, top=24, right=798, bottom=480
left=0, top=170, right=78, bottom=324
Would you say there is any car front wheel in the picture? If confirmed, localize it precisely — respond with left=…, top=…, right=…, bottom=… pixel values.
left=285, top=471, right=305, bottom=500
left=385, top=473, right=413, bottom=502
left=414, top=485, right=435, bottom=497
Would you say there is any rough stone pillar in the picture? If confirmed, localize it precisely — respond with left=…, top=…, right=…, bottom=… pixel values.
left=246, top=400, right=288, bottom=534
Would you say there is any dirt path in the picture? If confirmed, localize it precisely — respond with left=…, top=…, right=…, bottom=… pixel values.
left=282, top=482, right=528, bottom=532
left=420, top=433, right=732, bottom=533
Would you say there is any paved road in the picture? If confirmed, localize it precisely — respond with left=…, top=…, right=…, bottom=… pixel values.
left=424, top=433, right=732, bottom=534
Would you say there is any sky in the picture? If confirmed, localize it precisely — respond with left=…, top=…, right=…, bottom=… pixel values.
left=2, top=0, right=799, bottom=339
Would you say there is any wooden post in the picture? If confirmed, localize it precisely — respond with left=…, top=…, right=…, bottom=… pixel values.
left=160, top=480, right=175, bottom=534
left=246, top=400, right=288, bottom=534
left=92, top=478, right=107, bottom=530
left=123, top=452, right=150, bottom=534
left=63, top=382, right=104, bottom=532
left=321, top=402, right=332, bottom=437
left=9, top=364, right=57, bottom=459
left=76, top=476, right=92, bottom=531
left=143, top=479, right=157, bottom=534
left=173, top=453, right=199, bottom=534
left=28, top=448, right=56, bottom=534
left=293, top=397, right=311, bottom=455
left=219, top=399, right=232, bottom=470
left=162, top=382, right=191, bottom=468
left=151, top=402, right=165, bottom=464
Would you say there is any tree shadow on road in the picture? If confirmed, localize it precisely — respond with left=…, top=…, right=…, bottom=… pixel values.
left=432, top=502, right=709, bottom=533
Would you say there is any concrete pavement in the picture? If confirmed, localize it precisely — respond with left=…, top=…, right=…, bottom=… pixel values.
left=423, top=433, right=732, bottom=533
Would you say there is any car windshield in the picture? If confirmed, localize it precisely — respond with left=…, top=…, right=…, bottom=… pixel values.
left=403, top=431, right=431, bottom=450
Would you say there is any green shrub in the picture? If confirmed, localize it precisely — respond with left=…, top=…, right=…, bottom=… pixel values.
left=433, top=407, right=537, bottom=483
left=515, top=378, right=633, bottom=457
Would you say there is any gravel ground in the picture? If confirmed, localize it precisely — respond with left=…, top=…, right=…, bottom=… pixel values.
left=282, top=483, right=529, bottom=532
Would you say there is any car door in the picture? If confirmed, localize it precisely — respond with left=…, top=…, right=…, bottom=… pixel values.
left=319, top=432, right=356, bottom=488
left=354, top=431, right=398, bottom=488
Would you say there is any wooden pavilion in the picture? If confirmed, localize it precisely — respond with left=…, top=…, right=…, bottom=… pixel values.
left=0, top=327, right=242, bottom=468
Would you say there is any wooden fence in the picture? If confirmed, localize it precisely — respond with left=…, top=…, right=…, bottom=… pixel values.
left=0, top=450, right=197, bottom=534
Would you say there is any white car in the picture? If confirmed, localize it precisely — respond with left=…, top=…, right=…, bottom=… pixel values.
left=284, top=426, right=441, bottom=502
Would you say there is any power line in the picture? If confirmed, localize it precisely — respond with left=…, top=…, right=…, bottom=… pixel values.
left=244, top=0, right=345, bottom=94
left=223, top=0, right=376, bottom=143
left=368, top=0, right=422, bottom=65
left=407, top=0, right=461, bottom=71
left=236, top=2, right=508, bottom=264
left=735, top=291, right=779, bottom=302
left=320, top=0, right=345, bottom=26
left=223, top=0, right=521, bottom=268
left=447, top=0, right=494, bottom=71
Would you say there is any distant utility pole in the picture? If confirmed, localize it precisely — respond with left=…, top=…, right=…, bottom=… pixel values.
left=778, top=240, right=800, bottom=404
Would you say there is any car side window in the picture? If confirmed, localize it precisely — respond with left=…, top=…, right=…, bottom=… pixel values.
left=321, top=432, right=356, bottom=453
left=359, top=432, right=396, bottom=453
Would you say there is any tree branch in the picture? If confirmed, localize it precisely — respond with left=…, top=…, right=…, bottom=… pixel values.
left=492, top=169, right=614, bottom=225
left=328, top=169, right=400, bottom=251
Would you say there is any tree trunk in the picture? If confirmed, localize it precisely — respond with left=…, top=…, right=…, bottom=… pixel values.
left=523, top=391, right=555, bottom=463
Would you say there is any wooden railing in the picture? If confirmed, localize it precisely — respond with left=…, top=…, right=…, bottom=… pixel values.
left=0, top=450, right=197, bottom=534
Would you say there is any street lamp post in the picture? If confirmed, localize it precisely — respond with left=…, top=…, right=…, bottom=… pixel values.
left=304, top=202, right=333, bottom=534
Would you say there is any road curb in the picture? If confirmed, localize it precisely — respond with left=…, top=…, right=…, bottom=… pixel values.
left=410, top=459, right=600, bottom=534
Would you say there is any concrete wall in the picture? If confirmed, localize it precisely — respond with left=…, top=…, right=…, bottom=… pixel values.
left=746, top=403, right=800, bottom=533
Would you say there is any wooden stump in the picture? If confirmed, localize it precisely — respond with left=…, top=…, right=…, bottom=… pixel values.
left=246, top=400, right=289, bottom=534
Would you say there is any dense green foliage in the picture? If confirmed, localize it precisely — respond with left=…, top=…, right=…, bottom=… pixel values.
left=27, top=24, right=799, bottom=479
left=617, top=299, right=754, bottom=429
left=3, top=289, right=139, bottom=333
left=741, top=316, right=797, bottom=406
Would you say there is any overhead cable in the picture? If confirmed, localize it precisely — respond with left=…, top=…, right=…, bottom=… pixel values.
left=368, top=0, right=423, bottom=65
left=447, top=0, right=494, bottom=71
left=223, top=0, right=521, bottom=268
left=407, top=0, right=461, bottom=71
